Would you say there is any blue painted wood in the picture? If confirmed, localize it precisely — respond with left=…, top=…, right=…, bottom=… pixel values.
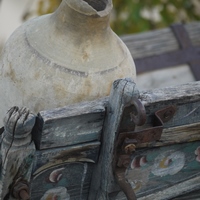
left=112, top=141, right=200, bottom=199
left=31, top=141, right=100, bottom=200
left=37, top=99, right=106, bottom=149
left=31, top=162, right=94, bottom=200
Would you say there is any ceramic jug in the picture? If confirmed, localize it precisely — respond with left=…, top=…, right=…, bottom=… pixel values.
left=0, top=0, right=136, bottom=126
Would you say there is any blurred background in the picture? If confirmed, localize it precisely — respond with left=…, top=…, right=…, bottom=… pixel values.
left=1, top=0, right=200, bottom=50
left=0, top=0, right=199, bottom=89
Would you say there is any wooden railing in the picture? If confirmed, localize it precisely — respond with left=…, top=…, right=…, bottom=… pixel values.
left=1, top=22, right=200, bottom=200
left=122, top=22, right=200, bottom=80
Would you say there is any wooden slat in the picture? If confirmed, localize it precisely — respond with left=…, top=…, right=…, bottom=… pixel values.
left=31, top=162, right=94, bottom=200
left=140, top=81, right=200, bottom=106
left=173, top=188, right=200, bottom=200
left=114, top=176, right=200, bottom=200
left=138, top=176, right=200, bottom=200
left=36, top=98, right=107, bottom=149
left=31, top=141, right=100, bottom=200
left=171, top=24, right=192, bottom=49
left=113, top=141, right=200, bottom=200
left=119, top=81, right=200, bottom=133
left=28, top=80, right=200, bottom=199
left=121, top=22, right=200, bottom=80
left=33, top=141, right=100, bottom=174
left=136, top=122, right=200, bottom=148
left=171, top=24, right=200, bottom=80
left=121, top=22, right=200, bottom=59
left=0, top=107, right=36, bottom=200
left=104, top=81, right=200, bottom=199
left=89, top=79, right=139, bottom=199
left=121, top=28, right=179, bottom=59
left=134, top=47, right=200, bottom=74
left=34, top=81, right=200, bottom=150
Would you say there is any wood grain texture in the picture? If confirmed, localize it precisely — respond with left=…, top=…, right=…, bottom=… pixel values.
left=31, top=141, right=100, bottom=200
left=173, top=188, right=200, bottom=200
left=119, top=81, right=200, bottom=134
left=136, top=122, right=200, bottom=148
left=0, top=107, right=36, bottom=200
left=37, top=98, right=107, bottom=149
left=140, top=81, right=200, bottom=106
left=34, top=81, right=200, bottom=150
left=31, top=162, right=94, bottom=200
left=93, top=80, right=200, bottom=199
left=28, top=80, right=200, bottom=199
left=113, top=141, right=200, bottom=200
left=121, top=22, right=200, bottom=59
left=32, top=141, right=100, bottom=174
left=138, top=176, right=200, bottom=200
left=136, top=81, right=200, bottom=131
left=130, top=23, right=200, bottom=77
left=89, top=78, right=139, bottom=200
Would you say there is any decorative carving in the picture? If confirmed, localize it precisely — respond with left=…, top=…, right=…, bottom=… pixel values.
left=0, top=106, right=36, bottom=200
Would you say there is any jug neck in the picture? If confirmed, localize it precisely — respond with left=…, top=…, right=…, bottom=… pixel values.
left=52, top=0, right=113, bottom=40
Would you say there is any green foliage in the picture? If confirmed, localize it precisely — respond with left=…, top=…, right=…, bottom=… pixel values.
left=36, top=0, right=200, bottom=35
left=112, top=0, right=200, bottom=35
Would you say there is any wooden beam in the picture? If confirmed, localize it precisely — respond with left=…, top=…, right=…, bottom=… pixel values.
left=121, top=22, right=200, bottom=80
left=134, top=47, right=200, bottom=74
left=89, top=79, right=139, bottom=199
left=121, top=22, right=200, bottom=59
left=35, top=98, right=106, bottom=149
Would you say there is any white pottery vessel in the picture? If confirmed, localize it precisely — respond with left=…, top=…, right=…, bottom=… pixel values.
left=0, top=0, right=136, bottom=126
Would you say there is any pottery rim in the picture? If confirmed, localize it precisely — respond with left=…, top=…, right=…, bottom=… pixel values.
left=65, top=0, right=113, bottom=17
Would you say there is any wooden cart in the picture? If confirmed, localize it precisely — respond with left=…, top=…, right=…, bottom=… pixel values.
left=0, top=22, right=200, bottom=200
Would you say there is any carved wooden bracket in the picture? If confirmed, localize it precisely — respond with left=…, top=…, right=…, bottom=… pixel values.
left=0, top=107, right=36, bottom=200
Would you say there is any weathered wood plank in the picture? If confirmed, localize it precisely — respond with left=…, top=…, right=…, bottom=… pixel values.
left=140, top=81, right=200, bottom=106
left=93, top=80, right=200, bottom=199
left=31, top=141, right=100, bottom=200
left=121, top=28, right=179, bottom=59
left=113, top=141, right=200, bottom=200
left=131, top=23, right=200, bottom=78
left=29, top=80, right=200, bottom=200
left=114, top=176, right=200, bottom=200
left=134, top=47, right=200, bottom=74
left=37, top=98, right=107, bottom=149
left=138, top=176, right=200, bottom=200
left=136, top=122, right=200, bottom=148
left=137, top=82, right=200, bottom=131
left=0, top=107, right=36, bottom=200
left=119, top=81, right=200, bottom=133
left=34, top=81, right=200, bottom=150
left=33, top=141, right=100, bottom=174
left=89, top=78, right=139, bottom=200
left=173, top=188, right=200, bottom=200
left=31, top=162, right=94, bottom=200
left=121, top=22, right=200, bottom=59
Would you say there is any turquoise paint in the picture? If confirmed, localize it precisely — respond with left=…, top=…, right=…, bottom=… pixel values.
left=128, top=141, right=200, bottom=197
left=57, top=177, right=68, bottom=187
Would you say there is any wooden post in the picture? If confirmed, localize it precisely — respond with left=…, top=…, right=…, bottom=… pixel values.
left=0, top=107, right=36, bottom=200
left=89, top=78, right=139, bottom=199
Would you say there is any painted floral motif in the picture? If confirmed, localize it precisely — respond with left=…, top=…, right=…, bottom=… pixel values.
left=49, top=167, right=65, bottom=183
left=131, top=156, right=148, bottom=169
left=127, top=167, right=151, bottom=193
left=40, top=187, right=70, bottom=200
left=151, top=151, right=185, bottom=177
left=195, top=146, right=200, bottom=162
